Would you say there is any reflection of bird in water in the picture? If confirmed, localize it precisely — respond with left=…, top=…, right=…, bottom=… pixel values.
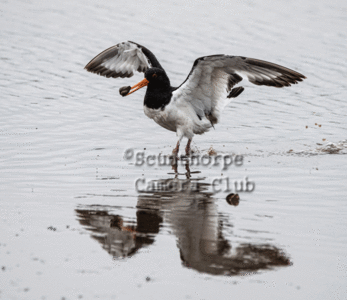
left=76, top=208, right=162, bottom=258
left=76, top=174, right=291, bottom=275
left=85, top=41, right=305, bottom=156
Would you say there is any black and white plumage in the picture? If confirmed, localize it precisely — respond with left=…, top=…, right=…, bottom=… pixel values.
left=85, top=41, right=306, bottom=156
left=85, top=41, right=162, bottom=78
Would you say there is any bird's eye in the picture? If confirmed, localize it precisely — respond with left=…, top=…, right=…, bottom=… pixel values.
left=152, top=74, right=157, bottom=78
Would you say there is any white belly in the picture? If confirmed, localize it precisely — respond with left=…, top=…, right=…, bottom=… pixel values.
left=143, top=105, right=176, bottom=132
left=143, top=98, right=212, bottom=139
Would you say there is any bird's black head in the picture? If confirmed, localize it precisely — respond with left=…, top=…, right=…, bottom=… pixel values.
left=121, top=67, right=171, bottom=97
left=120, top=67, right=172, bottom=109
left=144, top=68, right=170, bottom=90
left=144, top=68, right=172, bottom=109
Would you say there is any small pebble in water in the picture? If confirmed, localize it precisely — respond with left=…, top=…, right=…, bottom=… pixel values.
left=119, top=86, right=131, bottom=97
left=226, top=193, right=240, bottom=206
left=208, top=147, right=217, bottom=156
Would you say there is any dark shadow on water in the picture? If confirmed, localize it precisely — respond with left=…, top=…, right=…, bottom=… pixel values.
left=76, top=164, right=291, bottom=276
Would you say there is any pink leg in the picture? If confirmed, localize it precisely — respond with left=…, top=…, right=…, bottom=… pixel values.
left=172, top=141, right=180, bottom=157
left=185, top=139, right=192, bottom=156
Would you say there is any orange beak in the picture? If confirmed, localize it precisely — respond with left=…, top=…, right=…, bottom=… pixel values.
left=126, top=78, right=149, bottom=96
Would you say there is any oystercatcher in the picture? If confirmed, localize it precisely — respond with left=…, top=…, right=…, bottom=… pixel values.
left=85, top=41, right=306, bottom=156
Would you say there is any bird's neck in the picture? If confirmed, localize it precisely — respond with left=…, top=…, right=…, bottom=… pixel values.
left=144, top=84, right=172, bottom=110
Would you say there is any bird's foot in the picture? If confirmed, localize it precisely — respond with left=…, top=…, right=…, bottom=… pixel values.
left=171, top=162, right=178, bottom=175
left=185, top=161, right=191, bottom=179
left=170, top=155, right=179, bottom=166
left=171, top=152, right=179, bottom=163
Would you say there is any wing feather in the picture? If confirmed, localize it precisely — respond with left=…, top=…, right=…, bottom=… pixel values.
left=175, top=55, right=306, bottom=124
left=85, top=41, right=163, bottom=79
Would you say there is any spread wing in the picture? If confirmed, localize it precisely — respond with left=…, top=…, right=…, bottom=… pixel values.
left=84, top=41, right=163, bottom=78
left=174, top=55, right=306, bottom=124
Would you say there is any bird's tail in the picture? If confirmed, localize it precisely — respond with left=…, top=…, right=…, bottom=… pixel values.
left=227, top=87, right=244, bottom=98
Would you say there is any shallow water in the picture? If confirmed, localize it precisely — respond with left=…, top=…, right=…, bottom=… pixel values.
left=1, top=0, right=347, bottom=299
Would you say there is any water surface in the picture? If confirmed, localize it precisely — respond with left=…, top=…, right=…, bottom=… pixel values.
left=1, top=0, right=347, bottom=299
